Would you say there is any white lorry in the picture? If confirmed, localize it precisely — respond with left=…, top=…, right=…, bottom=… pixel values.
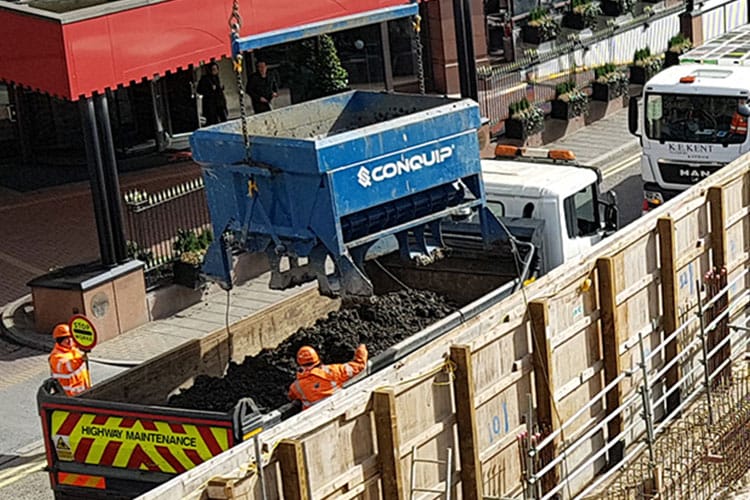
left=482, top=146, right=617, bottom=273
left=628, top=24, right=750, bottom=211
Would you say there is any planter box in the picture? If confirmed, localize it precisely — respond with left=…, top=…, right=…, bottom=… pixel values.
left=629, top=65, right=657, bottom=85
left=592, top=81, right=627, bottom=102
left=664, top=51, right=681, bottom=68
left=522, top=24, right=555, bottom=45
left=601, top=0, right=628, bottom=16
left=173, top=261, right=203, bottom=289
left=551, top=99, right=587, bottom=120
left=562, top=12, right=587, bottom=30
left=505, top=117, right=545, bottom=140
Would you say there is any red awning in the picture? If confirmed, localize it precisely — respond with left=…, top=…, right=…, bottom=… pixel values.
left=0, top=0, right=419, bottom=100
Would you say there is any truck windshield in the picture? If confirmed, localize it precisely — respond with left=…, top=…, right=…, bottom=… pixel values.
left=644, top=93, right=747, bottom=144
left=564, top=185, right=598, bottom=238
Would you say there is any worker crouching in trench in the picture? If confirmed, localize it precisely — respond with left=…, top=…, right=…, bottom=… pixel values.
left=288, top=344, right=368, bottom=410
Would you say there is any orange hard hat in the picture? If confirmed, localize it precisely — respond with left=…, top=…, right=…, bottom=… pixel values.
left=296, top=346, right=320, bottom=367
left=53, top=324, right=72, bottom=340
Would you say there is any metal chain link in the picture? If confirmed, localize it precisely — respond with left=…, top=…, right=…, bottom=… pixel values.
left=412, top=13, right=426, bottom=95
left=229, top=0, right=250, bottom=160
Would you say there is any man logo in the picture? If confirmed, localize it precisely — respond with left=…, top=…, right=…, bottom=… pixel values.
left=357, top=146, right=454, bottom=188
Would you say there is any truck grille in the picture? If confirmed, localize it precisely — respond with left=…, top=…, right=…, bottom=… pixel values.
left=658, top=161, right=724, bottom=185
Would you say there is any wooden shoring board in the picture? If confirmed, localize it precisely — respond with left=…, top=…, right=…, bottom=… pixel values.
left=147, top=154, right=750, bottom=500
left=611, top=238, right=661, bottom=397
left=393, top=358, right=455, bottom=450
left=544, top=266, right=603, bottom=424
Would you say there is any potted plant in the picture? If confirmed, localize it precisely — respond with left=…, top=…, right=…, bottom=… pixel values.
left=522, top=7, right=560, bottom=45
left=601, top=0, right=634, bottom=17
left=629, top=46, right=663, bottom=84
left=665, top=33, right=692, bottom=67
left=562, top=0, right=602, bottom=30
left=591, top=63, right=629, bottom=101
left=505, top=98, right=545, bottom=140
left=551, top=81, right=589, bottom=119
left=172, top=228, right=213, bottom=289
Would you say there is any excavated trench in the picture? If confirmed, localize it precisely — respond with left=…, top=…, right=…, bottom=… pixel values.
left=167, top=290, right=457, bottom=413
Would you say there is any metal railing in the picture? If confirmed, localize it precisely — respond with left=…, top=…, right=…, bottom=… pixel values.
left=516, top=267, right=750, bottom=499
left=122, top=177, right=210, bottom=286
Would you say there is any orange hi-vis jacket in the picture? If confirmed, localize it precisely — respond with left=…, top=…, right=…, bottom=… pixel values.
left=49, top=343, right=91, bottom=396
left=730, top=112, right=748, bottom=135
left=288, top=345, right=368, bottom=410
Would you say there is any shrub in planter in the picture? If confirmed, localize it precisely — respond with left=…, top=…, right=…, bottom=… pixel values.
left=562, top=0, right=602, bottom=30
left=505, top=98, right=545, bottom=139
left=551, top=81, right=589, bottom=119
left=172, top=228, right=213, bottom=288
left=601, top=0, right=634, bottom=16
left=522, top=8, right=560, bottom=45
left=665, top=33, right=692, bottom=67
left=630, top=47, right=663, bottom=84
left=592, top=63, right=629, bottom=101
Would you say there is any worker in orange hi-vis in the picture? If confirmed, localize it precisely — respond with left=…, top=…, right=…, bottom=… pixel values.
left=730, top=99, right=749, bottom=137
left=288, top=344, right=368, bottom=410
left=48, top=324, right=92, bottom=396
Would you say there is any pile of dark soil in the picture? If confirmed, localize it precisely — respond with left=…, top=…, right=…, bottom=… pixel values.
left=167, top=290, right=456, bottom=412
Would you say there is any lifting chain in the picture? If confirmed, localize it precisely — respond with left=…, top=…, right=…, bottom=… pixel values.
left=412, top=11, right=426, bottom=95
left=229, top=0, right=251, bottom=160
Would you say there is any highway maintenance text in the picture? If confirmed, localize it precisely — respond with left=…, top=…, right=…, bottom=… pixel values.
left=80, top=425, right=197, bottom=447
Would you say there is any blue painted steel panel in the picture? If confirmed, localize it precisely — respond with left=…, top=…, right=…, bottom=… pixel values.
left=328, top=131, right=480, bottom=216
left=190, top=90, right=497, bottom=296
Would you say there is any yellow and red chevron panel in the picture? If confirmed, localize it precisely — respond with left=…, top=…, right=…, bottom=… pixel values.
left=47, top=407, right=234, bottom=474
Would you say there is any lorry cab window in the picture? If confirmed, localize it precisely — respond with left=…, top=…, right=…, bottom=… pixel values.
left=565, top=185, right=598, bottom=238
left=522, top=203, right=534, bottom=218
left=644, top=93, right=747, bottom=144
left=488, top=200, right=505, bottom=217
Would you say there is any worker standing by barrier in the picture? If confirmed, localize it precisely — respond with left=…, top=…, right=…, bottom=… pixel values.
left=48, top=324, right=91, bottom=396
left=289, top=344, right=368, bottom=410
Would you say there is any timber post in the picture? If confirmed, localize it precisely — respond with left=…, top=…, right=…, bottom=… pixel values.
left=277, top=439, right=309, bottom=500
left=658, top=216, right=681, bottom=413
left=597, top=257, right=624, bottom=464
left=373, top=388, right=405, bottom=499
left=451, top=344, right=483, bottom=500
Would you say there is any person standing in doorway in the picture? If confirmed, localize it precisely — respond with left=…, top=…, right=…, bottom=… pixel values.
left=196, top=62, right=228, bottom=126
left=246, top=60, right=278, bottom=114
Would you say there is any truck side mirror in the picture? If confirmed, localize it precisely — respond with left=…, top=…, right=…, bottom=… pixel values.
left=599, top=191, right=619, bottom=233
left=738, top=104, right=750, bottom=118
left=628, top=96, right=640, bottom=137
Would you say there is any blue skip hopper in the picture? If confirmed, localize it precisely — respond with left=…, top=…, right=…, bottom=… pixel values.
left=190, top=91, right=506, bottom=297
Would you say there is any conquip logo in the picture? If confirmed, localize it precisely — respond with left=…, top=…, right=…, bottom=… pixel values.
left=357, top=144, right=455, bottom=188
left=49, top=409, right=233, bottom=474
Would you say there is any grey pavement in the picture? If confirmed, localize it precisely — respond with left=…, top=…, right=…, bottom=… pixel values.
left=543, top=106, right=639, bottom=167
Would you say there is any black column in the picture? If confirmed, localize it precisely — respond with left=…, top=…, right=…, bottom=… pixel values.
left=95, top=91, right=128, bottom=263
left=79, top=96, right=116, bottom=267
left=462, top=0, right=479, bottom=101
left=452, top=0, right=479, bottom=101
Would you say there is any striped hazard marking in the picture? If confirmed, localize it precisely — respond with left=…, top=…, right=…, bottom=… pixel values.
left=49, top=410, right=233, bottom=474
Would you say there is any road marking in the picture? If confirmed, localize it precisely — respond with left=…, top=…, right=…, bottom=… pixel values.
left=601, top=153, right=640, bottom=179
left=0, top=456, right=46, bottom=489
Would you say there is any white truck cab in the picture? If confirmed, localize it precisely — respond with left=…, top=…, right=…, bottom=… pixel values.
left=628, top=24, right=750, bottom=211
left=480, top=147, right=618, bottom=272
